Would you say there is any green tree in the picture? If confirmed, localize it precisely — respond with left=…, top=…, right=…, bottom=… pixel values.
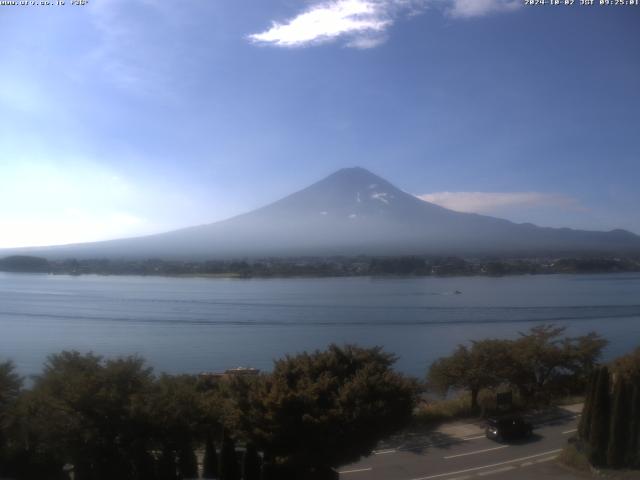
left=428, top=340, right=514, bottom=410
left=178, top=444, right=198, bottom=479
left=242, top=442, right=261, bottom=480
left=510, top=325, right=604, bottom=401
left=565, top=331, right=609, bottom=385
left=0, top=361, right=23, bottom=477
left=219, top=432, right=240, bottom=480
left=228, top=344, right=417, bottom=477
left=588, top=366, right=610, bottom=467
left=202, top=436, right=218, bottom=479
left=607, top=377, right=630, bottom=468
left=428, top=326, right=607, bottom=409
left=129, top=440, right=157, bottom=480
left=148, top=373, right=208, bottom=477
left=0, top=360, right=21, bottom=410
left=4, top=388, right=67, bottom=480
left=0, top=255, right=49, bottom=273
left=157, top=448, right=178, bottom=480
left=27, top=351, right=155, bottom=480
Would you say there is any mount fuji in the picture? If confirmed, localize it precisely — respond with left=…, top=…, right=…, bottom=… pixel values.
left=5, top=167, right=640, bottom=259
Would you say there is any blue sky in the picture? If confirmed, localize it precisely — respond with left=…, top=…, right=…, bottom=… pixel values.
left=1, top=0, right=639, bottom=247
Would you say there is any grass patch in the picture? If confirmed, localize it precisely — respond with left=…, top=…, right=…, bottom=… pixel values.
left=558, top=443, right=591, bottom=472
left=414, top=390, right=584, bottom=427
left=414, top=394, right=476, bottom=425
left=553, top=394, right=585, bottom=406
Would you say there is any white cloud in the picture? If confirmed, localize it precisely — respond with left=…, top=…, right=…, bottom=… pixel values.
left=248, top=0, right=393, bottom=48
left=248, top=0, right=520, bottom=48
left=447, top=0, right=519, bottom=18
left=417, top=191, right=583, bottom=214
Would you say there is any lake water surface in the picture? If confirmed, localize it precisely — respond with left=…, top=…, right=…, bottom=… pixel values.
left=1, top=272, right=639, bottom=378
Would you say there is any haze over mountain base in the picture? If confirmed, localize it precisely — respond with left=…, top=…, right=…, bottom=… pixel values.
left=3, top=168, right=640, bottom=260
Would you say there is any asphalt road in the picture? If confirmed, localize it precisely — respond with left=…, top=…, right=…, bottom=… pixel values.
left=339, top=414, right=584, bottom=480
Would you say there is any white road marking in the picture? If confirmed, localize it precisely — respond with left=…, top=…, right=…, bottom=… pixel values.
left=562, top=428, right=578, bottom=434
left=444, top=445, right=509, bottom=459
left=408, top=433, right=487, bottom=451
left=382, top=432, right=486, bottom=453
left=477, top=466, right=516, bottom=476
left=409, top=449, right=563, bottom=480
left=533, top=455, right=558, bottom=463
left=374, top=449, right=397, bottom=455
left=537, top=414, right=580, bottom=427
left=338, top=467, right=373, bottom=474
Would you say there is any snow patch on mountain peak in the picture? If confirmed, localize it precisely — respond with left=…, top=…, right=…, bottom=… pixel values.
left=371, top=192, right=392, bottom=204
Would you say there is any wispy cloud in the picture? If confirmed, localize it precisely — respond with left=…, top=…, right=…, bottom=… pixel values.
left=417, top=191, right=584, bottom=214
left=248, top=0, right=520, bottom=48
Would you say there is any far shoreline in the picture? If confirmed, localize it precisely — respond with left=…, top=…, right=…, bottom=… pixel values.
left=1, top=253, right=639, bottom=280
left=2, top=269, right=640, bottom=282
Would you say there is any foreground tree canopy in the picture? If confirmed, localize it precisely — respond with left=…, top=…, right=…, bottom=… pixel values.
left=226, top=345, right=418, bottom=477
left=427, top=325, right=607, bottom=409
left=0, top=345, right=418, bottom=480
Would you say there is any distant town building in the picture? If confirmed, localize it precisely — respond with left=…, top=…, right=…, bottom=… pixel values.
left=199, top=366, right=260, bottom=382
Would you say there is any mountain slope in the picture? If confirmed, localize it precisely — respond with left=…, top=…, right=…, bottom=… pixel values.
left=5, top=167, right=640, bottom=259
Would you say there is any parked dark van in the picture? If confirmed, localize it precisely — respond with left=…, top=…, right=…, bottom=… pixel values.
left=485, top=415, right=533, bottom=442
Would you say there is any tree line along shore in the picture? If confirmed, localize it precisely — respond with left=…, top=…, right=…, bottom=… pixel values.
left=1, top=325, right=638, bottom=479
left=1, top=254, right=639, bottom=278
